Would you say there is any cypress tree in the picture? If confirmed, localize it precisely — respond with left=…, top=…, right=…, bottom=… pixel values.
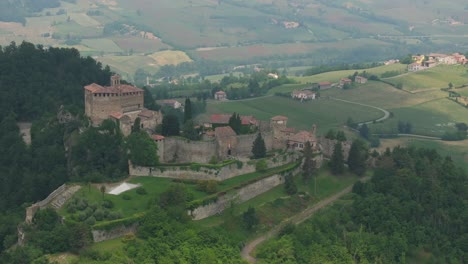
left=330, top=142, right=345, bottom=175
left=252, top=133, right=266, bottom=159
left=302, top=141, right=315, bottom=182
left=184, top=98, right=192, bottom=123
left=348, top=139, right=368, bottom=176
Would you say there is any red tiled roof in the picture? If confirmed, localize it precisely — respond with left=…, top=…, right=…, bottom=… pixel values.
left=271, top=115, right=288, bottom=121
left=241, top=115, right=257, bottom=126
left=151, top=134, right=165, bottom=141
left=110, top=112, right=124, bottom=119
left=215, top=91, right=226, bottom=95
left=289, top=130, right=315, bottom=143
left=84, top=83, right=143, bottom=94
left=215, top=126, right=236, bottom=137
left=210, top=114, right=230, bottom=124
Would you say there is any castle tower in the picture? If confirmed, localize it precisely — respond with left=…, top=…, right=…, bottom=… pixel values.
left=111, top=74, right=121, bottom=87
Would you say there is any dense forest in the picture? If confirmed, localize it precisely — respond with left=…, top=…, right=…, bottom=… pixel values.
left=0, top=41, right=112, bottom=257
left=0, top=41, right=111, bottom=121
left=257, top=147, right=468, bottom=263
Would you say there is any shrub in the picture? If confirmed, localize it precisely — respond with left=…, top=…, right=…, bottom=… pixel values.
left=93, top=209, right=105, bottom=221
left=122, top=194, right=131, bottom=200
left=101, top=199, right=114, bottom=209
left=85, top=216, right=96, bottom=226
left=136, top=187, right=147, bottom=195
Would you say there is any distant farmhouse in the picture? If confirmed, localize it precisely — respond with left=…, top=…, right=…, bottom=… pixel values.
left=160, top=99, right=182, bottom=109
left=318, top=81, right=332, bottom=90
left=84, top=74, right=162, bottom=136
left=408, top=53, right=467, bottom=72
left=355, top=76, right=368, bottom=84
left=291, top=89, right=316, bottom=101
left=214, top=90, right=227, bottom=100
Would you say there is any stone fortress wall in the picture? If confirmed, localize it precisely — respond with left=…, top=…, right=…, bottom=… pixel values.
left=130, top=152, right=300, bottom=181
left=189, top=166, right=302, bottom=220
left=157, top=131, right=274, bottom=164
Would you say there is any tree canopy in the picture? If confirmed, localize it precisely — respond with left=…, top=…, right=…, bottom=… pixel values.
left=252, top=133, right=267, bottom=159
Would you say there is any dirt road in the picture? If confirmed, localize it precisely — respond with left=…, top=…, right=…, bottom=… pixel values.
left=241, top=177, right=370, bottom=263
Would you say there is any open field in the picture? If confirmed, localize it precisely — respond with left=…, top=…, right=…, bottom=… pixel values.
left=369, top=98, right=468, bottom=137
left=384, top=65, right=468, bottom=91
left=320, top=81, right=447, bottom=109
left=192, top=38, right=391, bottom=62
left=81, top=38, right=123, bottom=53
left=291, top=63, right=407, bottom=85
left=112, top=36, right=171, bottom=53
left=148, top=50, right=192, bottom=65
left=206, top=96, right=383, bottom=134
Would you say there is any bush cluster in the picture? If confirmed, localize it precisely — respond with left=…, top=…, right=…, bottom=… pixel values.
left=66, top=197, right=122, bottom=224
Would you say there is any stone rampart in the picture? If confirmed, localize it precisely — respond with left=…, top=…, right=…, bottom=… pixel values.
left=161, top=137, right=217, bottom=163
left=189, top=166, right=301, bottom=220
left=25, top=184, right=66, bottom=223
left=92, top=223, right=138, bottom=243
left=129, top=153, right=299, bottom=181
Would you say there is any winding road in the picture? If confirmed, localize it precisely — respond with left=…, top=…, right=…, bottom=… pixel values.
left=329, top=97, right=390, bottom=125
left=241, top=177, right=370, bottom=263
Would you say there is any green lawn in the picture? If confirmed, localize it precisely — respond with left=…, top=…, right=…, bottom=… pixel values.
left=384, top=65, right=468, bottom=91
left=207, top=96, right=383, bottom=134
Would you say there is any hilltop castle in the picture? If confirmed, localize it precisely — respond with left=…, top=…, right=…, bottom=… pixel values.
left=84, top=74, right=162, bottom=135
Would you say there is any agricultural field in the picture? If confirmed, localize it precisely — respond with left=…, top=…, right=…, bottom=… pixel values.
left=369, top=98, right=468, bottom=137
left=384, top=65, right=468, bottom=91
left=206, top=96, right=383, bottom=134
left=192, top=38, right=391, bottom=62
left=148, top=50, right=192, bottom=65
left=319, top=81, right=447, bottom=109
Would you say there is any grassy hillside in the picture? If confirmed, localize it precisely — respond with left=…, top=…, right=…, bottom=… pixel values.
left=206, top=96, right=383, bottom=133
left=384, top=65, right=468, bottom=91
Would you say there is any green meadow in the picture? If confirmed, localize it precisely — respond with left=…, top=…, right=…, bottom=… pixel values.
left=207, top=96, right=383, bottom=134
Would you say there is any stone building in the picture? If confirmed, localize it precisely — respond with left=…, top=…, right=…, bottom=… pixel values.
left=84, top=74, right=162, bottom=135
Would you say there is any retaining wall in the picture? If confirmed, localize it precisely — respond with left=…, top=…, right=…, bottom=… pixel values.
left=129, top=153, right=299, bottom=181
left=92, top=223, right=139, bottom=243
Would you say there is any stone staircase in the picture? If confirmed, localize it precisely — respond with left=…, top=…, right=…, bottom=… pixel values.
left=50, top=185, right=81, bottom=209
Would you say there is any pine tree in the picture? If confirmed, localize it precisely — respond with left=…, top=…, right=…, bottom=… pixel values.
left=252, top=133, right=266, bottom=159
left=184, top=98, right=192, bottom=123
left=330, top=142, right=344, bottom=175
left=359, top=124, right=369, bottom=139
left=348, top=139, right=368, bottom=176
left=302, top=141, right=315, bottom=182
left=336, top=131, right=347, bottom=141
left=131, top=117, right=141, bottom=133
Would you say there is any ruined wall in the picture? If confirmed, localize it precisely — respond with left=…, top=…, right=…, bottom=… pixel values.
left=189, top=169, right=301, bottom=220
left=319, top=137, right=352, bottom=160
left=160, top=137, right=218, bottom=163
left=92, top=223, right=138, bottom=243
left=25, top=184, right=67, bottom=223
left=130, top=153, right=299, bottom=181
